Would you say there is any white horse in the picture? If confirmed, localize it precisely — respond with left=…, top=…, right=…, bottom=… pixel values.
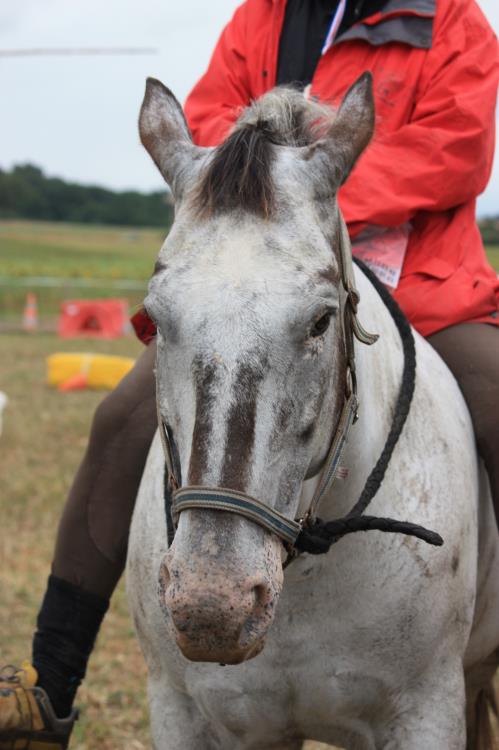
left=127, top=75, right=499, bottom=750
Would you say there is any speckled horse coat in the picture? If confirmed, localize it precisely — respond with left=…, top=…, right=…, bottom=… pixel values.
left=127, top=76, right=499, bottom=750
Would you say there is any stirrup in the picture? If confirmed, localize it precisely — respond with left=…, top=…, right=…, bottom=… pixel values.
left=0, top=662, right=77, bottom=750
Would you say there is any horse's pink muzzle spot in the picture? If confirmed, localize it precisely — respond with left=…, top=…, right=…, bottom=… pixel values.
left=159, top=555, right=279, bottom=664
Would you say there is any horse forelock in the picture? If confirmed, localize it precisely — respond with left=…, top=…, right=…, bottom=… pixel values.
left=193, top=88, right=336, bottom=219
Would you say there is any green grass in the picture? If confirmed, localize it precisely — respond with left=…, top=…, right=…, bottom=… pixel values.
left=486, top=244, right=499, bottom=271
left=0, top=332, right=150, bottom=750
left=0, top=221, right=164, bottom=279
left=0, top=220, right=165, bottom=320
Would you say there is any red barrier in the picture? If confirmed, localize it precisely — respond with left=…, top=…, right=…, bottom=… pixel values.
left=58, top=299, right=129, bottom=339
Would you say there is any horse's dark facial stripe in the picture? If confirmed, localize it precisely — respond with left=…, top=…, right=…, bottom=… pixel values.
left=220, top=361, right=265, bottom=492
left=187, top=359, right=217, bottom=485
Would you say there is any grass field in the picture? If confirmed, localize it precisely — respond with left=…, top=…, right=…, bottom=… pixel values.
left=1, top=220, right=498, bottom=749
left=0, top=332, right=150, bottom=749
left=0, top=221, right=157, bottom=748
left=0, top=220, right=164, bottom=321
left=487, top=245, right=499, bottom=272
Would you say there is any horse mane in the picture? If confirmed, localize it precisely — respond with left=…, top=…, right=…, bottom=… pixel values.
left=193, top=88, right=334, bottom=219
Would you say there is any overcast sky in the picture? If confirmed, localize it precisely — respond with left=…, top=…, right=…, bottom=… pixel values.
left=1, top=1, right=498, bottom=216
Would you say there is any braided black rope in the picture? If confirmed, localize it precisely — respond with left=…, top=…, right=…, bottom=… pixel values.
left=296, top=516, right=443, bottom=553
left=348, top=259, right=417, bottom=518
left=295, top=258, right=443, bottom=554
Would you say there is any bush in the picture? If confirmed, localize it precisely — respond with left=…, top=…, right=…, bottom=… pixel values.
left=0, top=164, right=173, bottom=228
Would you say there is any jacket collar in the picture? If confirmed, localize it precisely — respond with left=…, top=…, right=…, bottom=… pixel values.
left=378, top=0, right=435, bottom=15
left=271, top=0, right=436, bottom=49
left=270, top=0, right=435, bottom=13
left=337, top=0, right=436, bottom=49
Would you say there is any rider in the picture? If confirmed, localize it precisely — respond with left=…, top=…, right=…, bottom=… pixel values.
left=1, top=0, right=498, bottom=748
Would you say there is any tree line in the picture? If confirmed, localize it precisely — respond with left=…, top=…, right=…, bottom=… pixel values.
left=479, top=217, right=499, bottom=246
left=0, top=164, right=173, bottom=228
left=1, top=163, right=498, bottom=242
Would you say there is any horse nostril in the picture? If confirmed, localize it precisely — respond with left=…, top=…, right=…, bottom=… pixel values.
left=237, top=580, right=276, bottom=649
left=253, top=583, right=271, bottom=609
left=158, top=558, right=171, bottom=598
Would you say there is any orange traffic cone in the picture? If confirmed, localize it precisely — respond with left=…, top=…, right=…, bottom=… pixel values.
left=23, top=292, right=39, bottom=332
left=58, top=372, right=89, bottom=392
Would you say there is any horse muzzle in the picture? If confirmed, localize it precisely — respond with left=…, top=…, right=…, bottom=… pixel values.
left=158, top=548, right=281, bottom=663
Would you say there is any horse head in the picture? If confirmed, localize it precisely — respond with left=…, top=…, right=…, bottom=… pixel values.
left=139, top=75, right=374, bottom=664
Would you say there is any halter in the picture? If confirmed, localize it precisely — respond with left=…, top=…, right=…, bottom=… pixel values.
left=156, top=212, right=443, bottom=561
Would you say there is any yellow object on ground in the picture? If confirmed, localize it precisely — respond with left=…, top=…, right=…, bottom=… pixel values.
left=47, top=353, right=135, bottom=391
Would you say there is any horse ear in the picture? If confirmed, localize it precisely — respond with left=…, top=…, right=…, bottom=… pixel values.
left=306, top=73, right=375, bottom=187
left=139, top=78, right=203, bottom=197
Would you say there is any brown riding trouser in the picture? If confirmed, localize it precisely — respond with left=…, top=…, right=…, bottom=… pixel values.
left=51, top=340, right=157, bottom=598
left=52, top=323, right=499, bottom=599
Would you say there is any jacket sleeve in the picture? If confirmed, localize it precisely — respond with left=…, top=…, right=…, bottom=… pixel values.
left=184, top=3, right=251, bottom=147
left=339, top=1, right=499, bottom=231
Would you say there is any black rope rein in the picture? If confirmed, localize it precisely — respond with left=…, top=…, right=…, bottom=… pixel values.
left=294, top=258, right=443, bottom=554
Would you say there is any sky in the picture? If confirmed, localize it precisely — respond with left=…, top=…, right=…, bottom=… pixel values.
left=1, top=1, right=498, bottom=216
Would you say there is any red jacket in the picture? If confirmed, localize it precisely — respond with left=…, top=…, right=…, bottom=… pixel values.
left=183, top=0, right=499, bottom=337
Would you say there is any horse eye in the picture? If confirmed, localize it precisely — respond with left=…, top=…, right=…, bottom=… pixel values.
left=310, top=312, right=331, bottom=338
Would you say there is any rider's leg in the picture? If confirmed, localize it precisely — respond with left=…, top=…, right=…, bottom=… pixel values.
left=427, top=322, right=499, bottom=531
left=32, top=338, right=157, bottom=719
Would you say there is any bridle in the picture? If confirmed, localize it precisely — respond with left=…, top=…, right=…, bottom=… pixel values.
left=156, top=212, right=443, bottom=564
